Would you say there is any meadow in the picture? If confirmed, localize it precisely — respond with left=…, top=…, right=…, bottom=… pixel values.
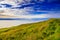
left=0, top=18, right=60, bottom=40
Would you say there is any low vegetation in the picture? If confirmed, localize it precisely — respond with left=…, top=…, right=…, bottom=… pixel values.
left=0, top=18, right=60, bottom=40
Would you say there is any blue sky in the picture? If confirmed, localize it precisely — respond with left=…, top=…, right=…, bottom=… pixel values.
left=0, top=0, right=60, bottom=27
left=0, top=0, right=60, bottom=20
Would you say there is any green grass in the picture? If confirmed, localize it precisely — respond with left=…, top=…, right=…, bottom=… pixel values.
left=0, top=18, right=60, bottom=40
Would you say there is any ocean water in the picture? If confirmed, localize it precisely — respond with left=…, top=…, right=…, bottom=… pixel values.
left=0, top=19, right=47, bottom=28
left=0, top=20, right=32, bottom=28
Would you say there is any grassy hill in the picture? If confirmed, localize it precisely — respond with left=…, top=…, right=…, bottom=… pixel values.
left=0, top=18, right=60, bottom=40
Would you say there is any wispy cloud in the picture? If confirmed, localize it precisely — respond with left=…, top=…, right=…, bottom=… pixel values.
left=0, top=0, right=60, bottom=27
left=0, top=0, right=60, bottom=19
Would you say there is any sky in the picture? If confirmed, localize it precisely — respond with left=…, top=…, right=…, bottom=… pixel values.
left=0, top=0, right=60, bottom=27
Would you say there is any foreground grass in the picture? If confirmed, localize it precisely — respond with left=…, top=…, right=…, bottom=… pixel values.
left=0, top=18, right=60, bottom=40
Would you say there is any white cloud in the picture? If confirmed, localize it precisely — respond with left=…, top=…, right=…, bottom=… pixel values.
left=13, top=14, right=49, bottom=18
left=0, top=8, right=25, bottom=15
left=0, top=0, right=60, bottom=19
left=0, top=0, right=27, bottom=6
left=0, top=7, right=60, bottom=18
left=0, top=7, right=49, bottom=18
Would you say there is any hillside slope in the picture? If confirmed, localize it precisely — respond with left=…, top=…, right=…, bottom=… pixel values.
left=0, top=18, right=60, bottom=40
